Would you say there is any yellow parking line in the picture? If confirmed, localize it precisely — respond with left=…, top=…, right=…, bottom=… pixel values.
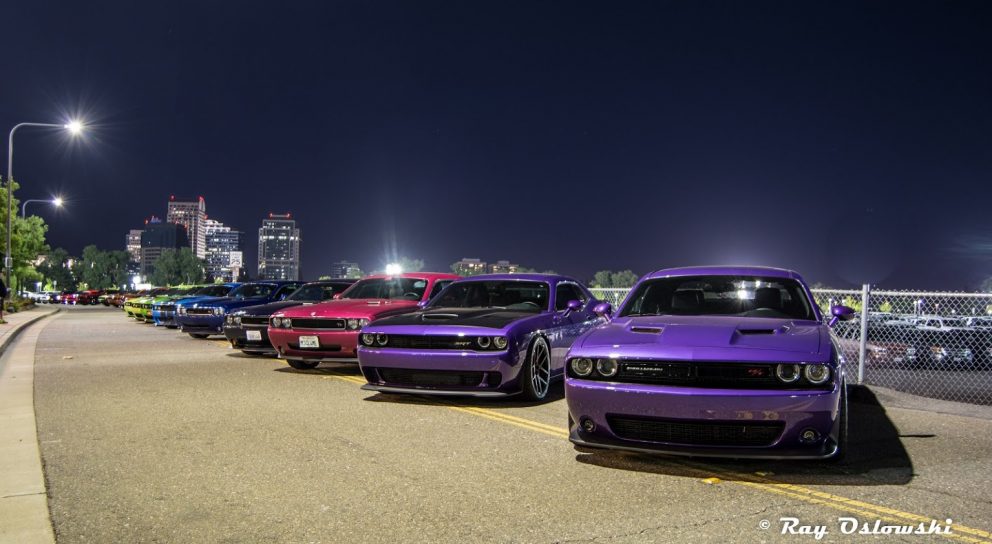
left=444, top=406, right=569, bottom=439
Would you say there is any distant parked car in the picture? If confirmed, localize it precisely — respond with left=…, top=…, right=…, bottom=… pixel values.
left=268, top=273, right=459, bottom=369
left=224, top=279, right=357, bottom=355
left=176, top=281, right=305, bottom=339
left=916, top=315, right=973, bottom=332
left=358, top=274, right=602, bottom=400
left=153, top=284, right=240, bottom=328
left=831, top=322, right=916, bottom=367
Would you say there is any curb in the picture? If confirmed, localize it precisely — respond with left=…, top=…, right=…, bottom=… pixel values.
left=0, top=308, right=61, bottom=357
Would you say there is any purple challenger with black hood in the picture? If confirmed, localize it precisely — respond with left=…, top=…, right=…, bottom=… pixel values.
left=358, top=274, right=603, bottom=400
left=565, top=265, right=856, bottom=460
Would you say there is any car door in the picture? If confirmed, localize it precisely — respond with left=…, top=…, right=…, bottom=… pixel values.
left=550, top=282, right=596, bottom=370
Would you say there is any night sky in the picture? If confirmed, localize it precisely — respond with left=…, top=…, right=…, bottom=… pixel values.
left=2, top=1, right=990, bottom=289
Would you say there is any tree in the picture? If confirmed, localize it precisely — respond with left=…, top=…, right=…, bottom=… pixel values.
left=77, top=246, right=131, bottom=289
left=150, top=248, right=206, bottom=286
left=591, top=269, right=639, bottom=288
left=36, top=248, right=76, bottom=291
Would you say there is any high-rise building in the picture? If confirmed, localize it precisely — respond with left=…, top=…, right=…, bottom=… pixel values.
left=452, top=258, right=488, bottom=276
left=126, top=229, right=143, bottom=264
left=166, top=195, right=207, bottom=259
left=140, top=217, right=190, bottom=275
left=257, top=213, right=301, bottom=280
left=328, top=260, right=362, bottom=279
left=489, top=260, right=520, bottom=274
left=205, top=219, right=244, bottom=282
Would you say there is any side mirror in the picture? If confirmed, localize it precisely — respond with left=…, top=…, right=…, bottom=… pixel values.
left=560, top=299, right=583, bottom=316
left=828, top=305, right=857, bottom=327
left=593, top=302, right=613, bottom=321
left=333, top=293, right=342, bottom=300
left=417, top=300, right=430, bottom=309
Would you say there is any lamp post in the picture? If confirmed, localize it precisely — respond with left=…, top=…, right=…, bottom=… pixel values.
left=21, top=197, right=64, bottom=218
left=6, top=121, right=82, bottom=289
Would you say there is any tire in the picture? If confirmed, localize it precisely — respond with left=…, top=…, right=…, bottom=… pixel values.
left=520, top=336, right=552, bottom=401
left=825, top=384, right=848, bottom=463
left=287, top=359, right=319, bottom=370
left=188, top=333, right=209, bottom=339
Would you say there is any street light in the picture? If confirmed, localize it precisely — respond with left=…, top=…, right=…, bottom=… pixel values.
left=6, top=120, right=84, bottom=289
left=21, top=196, right=64, bottom=218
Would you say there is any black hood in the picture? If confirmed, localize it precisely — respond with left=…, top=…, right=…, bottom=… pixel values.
left=234, top=300, right=313, bottom=317
left=375, top=307, right=537, bottom=329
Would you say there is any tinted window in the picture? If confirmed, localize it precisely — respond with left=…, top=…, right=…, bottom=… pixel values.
left=196, top=285, right=233, bottom=297
left=429, top=281, right=550, bottom=312
left=288, top=283, right=351, bottom=301
left=620, top=275, right=816, bottom=321
left=429, top=280, right=454, bottom=299
left=555, top=283, right=587, bottom=311
left=341, top=278, right=429, bottom=301
left=230, top=284, right=275, bottom=299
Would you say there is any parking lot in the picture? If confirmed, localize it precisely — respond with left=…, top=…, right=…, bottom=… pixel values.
left=17, top=306, right=992, bottom=542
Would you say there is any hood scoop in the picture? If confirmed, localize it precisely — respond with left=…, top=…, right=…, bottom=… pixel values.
left=422, top=313, right=459, bottom=321
left=738, top=329, right=776, bottom=335
left=630, top=326, right=663, bottom=334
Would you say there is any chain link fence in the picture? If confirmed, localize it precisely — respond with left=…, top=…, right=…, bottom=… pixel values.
left=591, top=286, right=992, bottom=406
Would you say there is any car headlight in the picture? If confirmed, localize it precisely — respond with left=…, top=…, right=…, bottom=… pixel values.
left=803, top=364, right=830, bottom=385
left=347, top=318, right=360, bottom=330
left=596, top=358, right=618, bottom=377
left=571, top=358, right=594, bottom=377
left=361, top=333, right=375, bottom=346
left=476, top=336, right=492, bottom=349
left=213, top=307, right=225, bottom=316
left=225, top=315, right=233, bottom=325
left=492, top=336, right=508, bottom=350
left=234, top=316, right=242, bottom=327
left=358, top=318, right=369, bottom=329
left=281, top=317, right=292, bottom=328
left=177, top=306, right=186, bottom=315
left=375, top=333, right=388, bottom=347
left=775, top=363, right=801, bottom=383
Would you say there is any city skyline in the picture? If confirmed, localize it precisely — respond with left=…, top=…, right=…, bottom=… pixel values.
left=4, top=2, right=992, bottom=290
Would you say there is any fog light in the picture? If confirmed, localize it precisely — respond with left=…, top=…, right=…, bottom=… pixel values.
left=799, top=428, right=820, bottom=444
left=581, top=418, right=597, bottom=433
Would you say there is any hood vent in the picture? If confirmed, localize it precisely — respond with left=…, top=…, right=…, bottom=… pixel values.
left=630, top=326, right=663, bottom=334
left=422, top=313, right=459, bottom=321
left=738, top=329, right=775, bottom=335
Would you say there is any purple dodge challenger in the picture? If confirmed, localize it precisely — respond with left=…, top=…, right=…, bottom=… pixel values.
left=358, top=274, right=603, bottom=400
left=565, top=266, right=856, bottom=460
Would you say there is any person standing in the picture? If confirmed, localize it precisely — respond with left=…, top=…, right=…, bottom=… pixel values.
left=0, top=275, right=7, bottom=322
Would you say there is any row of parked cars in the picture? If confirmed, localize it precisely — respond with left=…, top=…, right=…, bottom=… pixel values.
left=21, top=289, right=107, bottom=305
left=115, top=265, right=864, bottom=461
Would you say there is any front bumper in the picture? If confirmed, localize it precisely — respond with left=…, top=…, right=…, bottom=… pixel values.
left=268, top=328, right=362, bottom=362
left=177, top=315, right=225, bottom=335
left=358, top=347, right=521, bottom=395
left=565, top=379, right=842, bottom=459
left=224, top=325, right=276, bottom=354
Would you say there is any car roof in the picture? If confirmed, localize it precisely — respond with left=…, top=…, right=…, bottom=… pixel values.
left=643, top=265, right=804, bottom=281
left=451, top=273, right=580, bottom=284
left=359, top=272, right=460, bottom=281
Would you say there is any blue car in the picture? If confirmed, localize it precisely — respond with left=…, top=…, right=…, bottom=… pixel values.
left=176, top=281, right=305, bottom=339
left=153, top=283, right=241, bottom=328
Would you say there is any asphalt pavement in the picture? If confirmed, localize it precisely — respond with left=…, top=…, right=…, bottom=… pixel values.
left=27, top=306, right=992, bottom=543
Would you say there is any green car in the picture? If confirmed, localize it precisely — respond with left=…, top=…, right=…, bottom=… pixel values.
left=133, top=285, right=202, bottom=323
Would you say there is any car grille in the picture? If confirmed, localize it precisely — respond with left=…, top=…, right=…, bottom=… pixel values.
left=186, top=308, right=215, bottom=316
left=381, top=335, right=480, bottom=350
left=241, top=316, right=269, bottom=326
left=610, top=361, right=830, bottom=389
left=607, top=415, right=784, bottom=447
left=290, top=318, right=345, bottom=330
left=156, top=304, right=176, bottom=313
left=377, top=368, right=501, bottom=388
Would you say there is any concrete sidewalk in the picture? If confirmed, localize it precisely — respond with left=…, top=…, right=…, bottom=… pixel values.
left=0, top=305, right=60, bottom=544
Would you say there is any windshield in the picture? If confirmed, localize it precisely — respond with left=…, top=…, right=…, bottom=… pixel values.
left=341, top=278, right=429, bottom=301
left=619, top=275, right=816, bottom=320
left=229, top=284, right=275, bottom=299
left=288, top=283, right=350, bottom=302
left=196, top=285, right=233, bottom=297
left=428, top=281, right=550, bottom=312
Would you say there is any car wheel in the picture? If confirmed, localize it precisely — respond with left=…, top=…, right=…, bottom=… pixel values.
left=825, top=384, right=848, bottom=463
left=188, top=333, right=209, bottom=339
left=520, top=336, right=552, bottom=401
left=287, top=359, right=319, bottom=370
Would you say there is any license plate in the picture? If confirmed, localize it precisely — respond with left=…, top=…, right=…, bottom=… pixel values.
left=246, top=330, right=262, bottom=342
left=298, top=335, right=320, bottom=349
